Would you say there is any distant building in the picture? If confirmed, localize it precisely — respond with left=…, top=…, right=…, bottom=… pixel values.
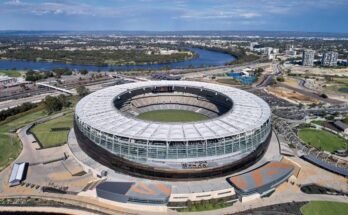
left=0, top=76, right=17, bottom=87
left=151, top=73, right=181, bottom=80
left=286, top=50, right=297, bottom=57
left=286, top=44, right=297, bottom=57
left=333, top=121, right=348, bottom=135
left=321, top=51, right=338, bottom=67
left=302, top=50, right=315, bottom=66
left=249, top=42, right=258, bottom=50
left=261, top=47, right=278, bottom=60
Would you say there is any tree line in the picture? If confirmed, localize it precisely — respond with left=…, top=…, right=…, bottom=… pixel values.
left=0, top=102, right=37, bottom=121
left=2, top=49, right=194, bottom=66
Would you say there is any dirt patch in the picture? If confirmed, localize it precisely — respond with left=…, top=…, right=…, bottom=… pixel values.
left=283, top=78, right=300, bottom=88
left=266, top=86, right=319, bottom=104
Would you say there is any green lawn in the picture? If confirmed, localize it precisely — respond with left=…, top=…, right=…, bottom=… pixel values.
left=0, top=96, right=78, bottom=171
left=216, top=78, right=241, bottom=86
left=181, top=202, right=227, bottom=212
left=310, top=120, right=326, bottom=126
left=298, top=128, right=347, bottom=152
left=0, top=133, right=21, bottom=171
left=31, top=112, right=74, bottom=148
left=0, top=105, right=47, bottom=171
left=137, top=110, right=208, bottom=122
left=301, top=201, right=348, bottom=215
left=331, top=78, right=348, bottom=85
left=0, top=70, right=22, bottom=77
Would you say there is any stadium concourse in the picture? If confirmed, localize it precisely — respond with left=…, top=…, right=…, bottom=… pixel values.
left=68, top=80, right=296, bottom=210
left=69, top=128, right=286, bottom=208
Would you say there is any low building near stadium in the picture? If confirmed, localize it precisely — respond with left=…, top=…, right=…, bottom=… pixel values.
left=8, top=162, right=28, bottom=187
left=227, top=161, right=294, bottom=202
left=96, top=181, right=172, bottom=204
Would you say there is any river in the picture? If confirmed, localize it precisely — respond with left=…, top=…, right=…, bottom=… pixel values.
left=0, top=48, right=235, bottom=71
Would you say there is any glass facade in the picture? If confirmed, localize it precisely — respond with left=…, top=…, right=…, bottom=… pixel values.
left=75, top=115, right=271, bottom=163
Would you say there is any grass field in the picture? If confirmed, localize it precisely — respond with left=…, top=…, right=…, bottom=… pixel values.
left=0, top=70, right=22, bottom=77
left=31, top=112, right=74, bottom=148
left=0, top=105, right=47, bottom=171
left=310, top=120, right=326, bottom=126
left=181, top=202, right=227, bottom=212
left=216, top=78, right=241, bottom=86
left=137, top=110, right=208, bottom=122
left=301, top=201, right=348, bottom=215
left=0, top=96, right=78, bottom=171
left=298, top=128, right=347, bottom=152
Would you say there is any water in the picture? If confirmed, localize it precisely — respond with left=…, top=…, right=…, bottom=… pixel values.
left=0, top=48, right=235, bottom=71
left=338, top=87, right=348, bottom=93
left=228, top=72, right=257, bottom=85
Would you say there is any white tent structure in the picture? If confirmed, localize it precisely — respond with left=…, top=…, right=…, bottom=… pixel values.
left=8, top=162, right=27, bottom=186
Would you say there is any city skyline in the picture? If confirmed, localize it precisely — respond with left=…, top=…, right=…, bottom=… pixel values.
left=1, top=0, right=348, bottom=32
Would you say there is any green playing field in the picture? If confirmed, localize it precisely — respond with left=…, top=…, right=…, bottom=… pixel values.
left=137, top=110, right=209, bottom=122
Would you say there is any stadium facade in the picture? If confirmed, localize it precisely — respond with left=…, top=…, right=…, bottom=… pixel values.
left=74, top=81, right=272, bottom=179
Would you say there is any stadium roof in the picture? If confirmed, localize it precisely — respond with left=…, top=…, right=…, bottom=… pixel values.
left=227, top=162, right=294, bottom=195
left=75, top=81, right=271, bottom=141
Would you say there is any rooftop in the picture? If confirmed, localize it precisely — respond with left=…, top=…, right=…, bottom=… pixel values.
left=227, top=161, right=294, bottom=194
left=334, top=121, right=348, bottom=130
left=75, top=81, right=271, bottom=141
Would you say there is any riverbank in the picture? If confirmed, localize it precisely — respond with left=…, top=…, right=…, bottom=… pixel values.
left=191, top=46, right=260, bottom=65
left=1, top=49, right=196, bottom=67
left=0, top=48, right=235, bottom=71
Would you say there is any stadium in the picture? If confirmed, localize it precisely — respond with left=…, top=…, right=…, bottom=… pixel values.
left=74, top=81, right=272, bottom=179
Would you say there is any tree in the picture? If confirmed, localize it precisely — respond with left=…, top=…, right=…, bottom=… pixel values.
left=276, top=76, right=285, bottom=82
left=53, top=68, right=72, bottom=78
left=44, top=96, right=63, bottom=114
left=254, top=67, right=264, bottom=76
left=0, top=102, right=37, bottom=121
left=343, top=115, right=348, bottom=124
left=76, top=85, right=90, bottom=97
left=79, top=69, right=88, bottom=75
left=57, top=95, right=71, bottom=108
left=320, top=93, right=328, bottom=99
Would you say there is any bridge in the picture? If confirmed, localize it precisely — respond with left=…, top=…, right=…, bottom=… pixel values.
left=37, top=83, right=75, bottom=95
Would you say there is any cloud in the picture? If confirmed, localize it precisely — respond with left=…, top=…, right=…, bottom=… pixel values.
left=178, top=10, right=261, bottom=20
left=4, top=0, right=24, bottom=5
left=2, top=0, right=347, bottom=18
left=1, top=0, right=347, bottom=31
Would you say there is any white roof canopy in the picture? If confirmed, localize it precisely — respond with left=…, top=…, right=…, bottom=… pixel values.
left=75, top=81, right=271, bottom=141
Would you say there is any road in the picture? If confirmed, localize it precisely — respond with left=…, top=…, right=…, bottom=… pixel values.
left=192, top=193, right=348, bottom=215
left=277, top=82, right=344, bottom=104
left=0, top=206, right=96, bottom=215
left=15, top=112, right=71, bottom=164
left=0, top=92, right=63, bottom=111
left=255, top=63, right=281, bottom=88
left=255, top=62, right=344, bottom=104
left=183, top=62, right=270, bottom=78
left=0, top=63, right=271, bottom=111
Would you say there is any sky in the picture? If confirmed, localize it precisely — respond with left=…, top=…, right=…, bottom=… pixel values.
left=0, top=0, right=348, bottom=32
